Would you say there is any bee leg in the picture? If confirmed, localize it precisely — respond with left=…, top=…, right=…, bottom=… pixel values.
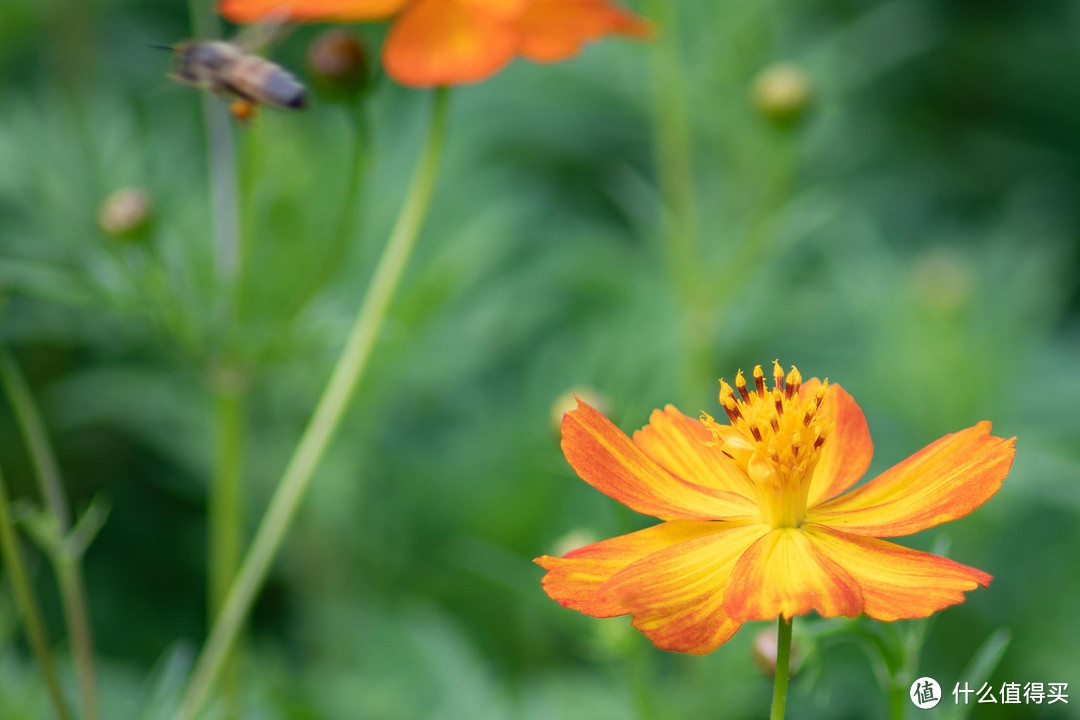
left=167, top=71, right=201, bottom=89
left=229, top=99, right=259, bottom=126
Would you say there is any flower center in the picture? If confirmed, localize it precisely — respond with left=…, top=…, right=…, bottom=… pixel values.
left=700, top=361, right=830, bottom=528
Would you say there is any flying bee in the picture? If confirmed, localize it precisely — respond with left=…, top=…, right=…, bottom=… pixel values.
left=167, top=18, right=306, bottom=122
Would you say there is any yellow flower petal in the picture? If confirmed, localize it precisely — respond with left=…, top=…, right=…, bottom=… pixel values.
left=632, top=405, right=759, bottom=513
left=599, top=522, right=768, bottom=654
left=801, top=381, right=873, bottom=508
left=561, top=400, right=758, bottom=520
left=806, top=422, right=1015, bottom=537
left=723, top=527, right=862, bottom=621
left=803, top=524, right=991, bottom=621
left=534, top=520, right=729, bottom=617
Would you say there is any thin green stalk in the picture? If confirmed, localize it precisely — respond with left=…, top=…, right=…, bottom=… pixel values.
left=629, top=637, right=657, bottom=720
left=208, top=382, right=244, bottom=719
left=643, top=0, right=700, bottom=289
left=889, top=680, right=906, bottom=720
left=0, top=464, right=74, bottom=720
left=770, top=617, right=793, bottom=720
left=170, top=88, right=450, bottom=720
left=54, top=557, right=97, bottom=720
left=641, top=0, right=711, bottom=394
left=186, top=5, right=246, bottom=716
left=0, top=349, right=70, bottom=528
left=0, top=347, right=99, bottom=720
left=187, top=0, right=241, bottom=286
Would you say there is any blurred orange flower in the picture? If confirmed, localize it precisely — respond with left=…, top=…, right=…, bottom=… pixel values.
left=536, top=362, right=1015, bottom=654
left=220, top=0, right=650, bottom=87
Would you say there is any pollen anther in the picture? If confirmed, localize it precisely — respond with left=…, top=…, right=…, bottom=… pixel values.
left=735, top=371, right=751, bottom=402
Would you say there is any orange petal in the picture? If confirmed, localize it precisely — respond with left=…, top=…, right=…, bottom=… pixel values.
left=802, top=381, right=874, bottom=508
left=599, top=522, right=769, bottom=653
left=632, top=405, right=759, bottom=514
left=806, top=422, right=1015, bottom=537
left=383, top=0, right=518, bottom=87
left=220, top=0, right=408, bottom=22
left=535, top=520, right=728, bottom=617
left=803, top=524, right=991, bottom=621
left=515, top=0, right=652, bottom=63
left=460, top=0, right=529, bottom=18
left=722, top=527, right=863, bottom=621
left=562, top=400, right=760, bottom=520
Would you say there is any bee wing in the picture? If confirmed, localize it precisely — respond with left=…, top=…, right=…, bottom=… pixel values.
left=230, top=7, right=292, bottom=53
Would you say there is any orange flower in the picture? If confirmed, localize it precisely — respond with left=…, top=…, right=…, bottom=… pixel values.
left=536, top=362, right=1015, bottom=654
left=219, top=0, right=650, bottom=87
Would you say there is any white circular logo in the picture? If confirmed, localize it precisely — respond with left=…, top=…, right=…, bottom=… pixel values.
left=910, top=677, right=942, bottom=709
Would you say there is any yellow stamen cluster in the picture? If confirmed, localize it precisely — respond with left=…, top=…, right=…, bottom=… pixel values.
left=701, top=361, right=830, bottom=528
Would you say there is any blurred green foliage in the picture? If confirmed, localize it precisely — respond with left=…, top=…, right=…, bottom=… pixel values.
left=1, top=0, right=1079, bottom=717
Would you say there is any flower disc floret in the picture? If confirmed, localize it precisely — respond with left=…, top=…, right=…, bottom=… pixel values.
left=700, top=362, right=828, bottom=528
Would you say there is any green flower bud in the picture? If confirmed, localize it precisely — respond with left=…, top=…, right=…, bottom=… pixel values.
left=752, top=63, right=812, bottom=127
left=752, top=626, right=801, bottom=678
left=307, top=29, right=371, bottom=100
left=98, top=187, right=152, bottom=241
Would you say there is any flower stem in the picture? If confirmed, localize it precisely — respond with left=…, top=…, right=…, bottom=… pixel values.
left=0, top=346, right=99, bottom=720
left=641, top=0, right=711, bottom=394
left=889, top=680, right=906, bottom=720
left=170, top=87, right=450, bottom=720
left=187, top=0, right=240, bottom=285
left=0, top=348, right=70, bottom=528
left=208, top=379, right=244, bottom=718
left=0, top=463, right=73, bottom=720
left=642, top=0, right=700, bottom=286
left=770, top=617, right=793, bottom=720
left=629, top=638, right=657, bottom=720
left=186, top=3, right=246, bottom=715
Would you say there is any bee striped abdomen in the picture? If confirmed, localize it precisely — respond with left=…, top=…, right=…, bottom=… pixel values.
left=229, top=55, right=306, bottom=110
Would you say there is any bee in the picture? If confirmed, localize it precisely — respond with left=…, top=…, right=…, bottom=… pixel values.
left=167, top=19, right=306, bottom=121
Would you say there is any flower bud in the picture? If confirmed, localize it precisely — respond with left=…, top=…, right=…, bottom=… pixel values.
left=752, top=63, right=812, bottom=127
left=306, top=29, right=371, bottom=100
left=550, top=528, right=598, bottom=558
left=752, top=626, right=801, bottom=678
left=98, top=187, right=152, bottom=241
left=550, top=387, right=612, bottom=434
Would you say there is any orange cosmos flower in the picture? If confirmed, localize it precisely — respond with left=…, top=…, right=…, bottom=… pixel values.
left=219, top=0, right=650, bottom=87
left=536, top=362, right=1015, bottom=654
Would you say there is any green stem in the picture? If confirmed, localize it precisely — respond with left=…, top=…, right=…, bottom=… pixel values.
left=187, top=3, right=246, bottom=715
left=209, top=381, right=244, bottom=718
left=629, top=638, right=657, bottom=720
left=0, top=349, right=70, bottom=528
left=54, top=557, right=97, bottom=720
left=641, top=0, right=710, bottom=394
left=170, top=88, right=450, bottom=720
left=770, top=617, right=793, bottom=720
left=889, top=680, right=906, bottom=720
left=187, top=0, right=240, bottom=287
left=642, top=0, right=700, bottom=285
left=0, top=347, right=99, bottom=720
left=0, top=464, right=74, bottom=720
